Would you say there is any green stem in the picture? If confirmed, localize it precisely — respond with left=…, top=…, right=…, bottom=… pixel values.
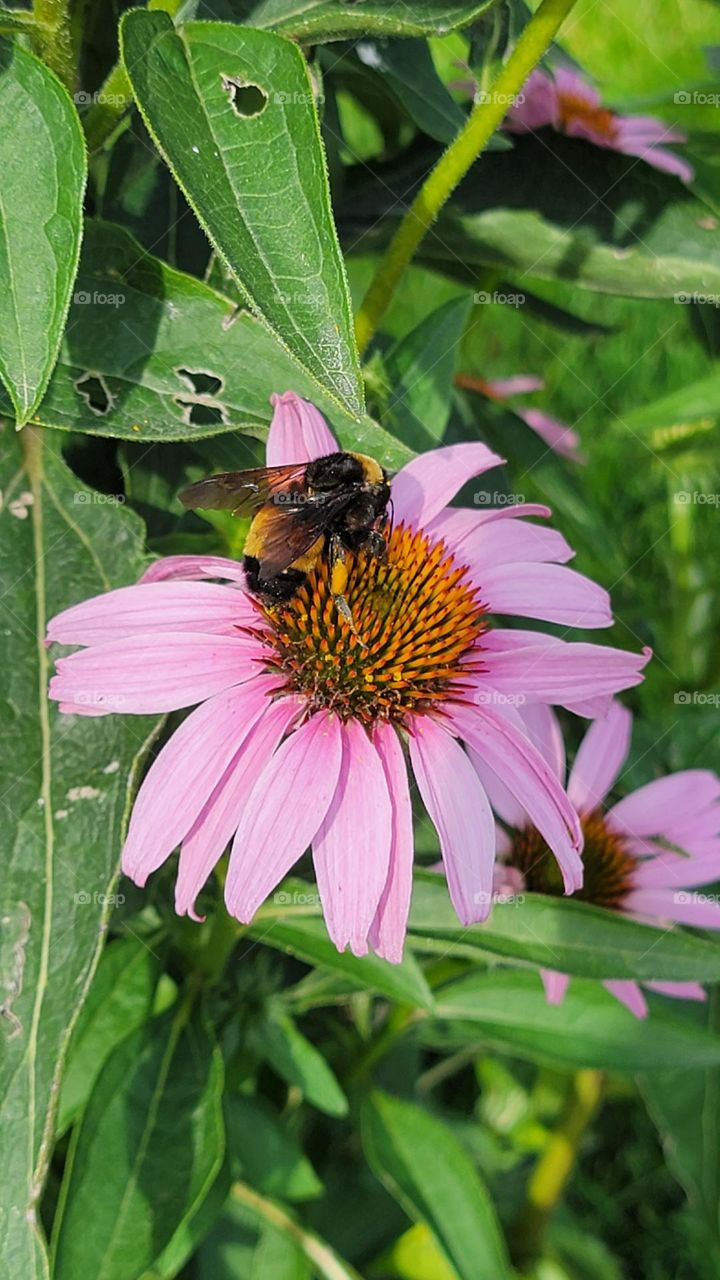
left=353, top=0, right=580, bottom=354
left=231, top=1182, right=364, bottom=1280
left=32, top=0, right=75, bottom=90
left=512, top=1069, right=604, bottom=1268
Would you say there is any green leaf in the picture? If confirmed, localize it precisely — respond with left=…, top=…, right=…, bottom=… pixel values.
left=408, top=873, right=720, bottom=982
left=19, top=221, right=410, bottom=467
left=250, top=0, right=502, bottom=41
left=57, top=936, right=160, bottom=1134
left=0, top=429, right=159, bottom=1279
left=252, top=1009, right=349, bottom=1116
left=147, top=1162, right=233, bottom=1280
left=623, top=368, right=720, bottom=431
left=0, top=39, right=86, bottom=424
left=353, top=38, right=467, bottom=144
left=52, top=1004, right=225, bottom=1280
left=121, top=11, right=363, bottom=415
left=197, top=1196, right=312, bottom=1280
left=362, top=1090, right=511, bottom=1280
left=225, top=1094, right=323, bottom=1202
left=383, top=296, right=471, bottom=447
left=250, top=892, right=434, bottom=1009
left=429, top=971, right=720, bottom=1070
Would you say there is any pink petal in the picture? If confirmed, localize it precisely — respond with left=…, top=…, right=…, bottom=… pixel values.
left=427, top=505, right=554, bottom=552
left=47, top=581, right=256, bottom=646
left=632, top=848, right=720, bottom=891
left=540, top=969, right=570, bottom=1004
left=609, top=771, right=720, bottom=837
left=603, top=979, right=648, bottom=1019
left=225, top=712, right=343, bottom=922
left=519, top=704, right=566, bottom=781
left=482, top=641, right=650, bottom=703
left=554, top=67, right=602, bottom=109
left=645, top=980, right=706, bottom=1002
left=479, top=562, right=612, bottom=628
left=617, top=115, right=686, bottom=144
left=505, top=69, right=557, bottom=131
left=266, top=391, right=338, bottom=466
left=619, top=140, right=694, bottom=183
left=447, top=519, right=575, bottom=576
left=516, top=408, right=585, bottom=463
left=50, top=631, right=267, bottom=715
left=483, top=375, right=545, bottom=397
left=121, top=676, right=275, bottom=886
left=409, top=716, right=496, bottom=925
left=451, top=700, right=583, bottom=893
left=175, top=696, right=300, bottom=919
left=624, top=888, right=720, bottom=930
left=141, top=555, right=246, bottom=584
left=474, top=503, right=553, bottom=525
left=368, top=723, right=415, bottom=964
left=466, top=744, right=526, bottom=828
left=391, top=443, right=504, bottom=528
left=567, top=700, right=632, bottom=814
left=312, top=721, right=393, bottom=957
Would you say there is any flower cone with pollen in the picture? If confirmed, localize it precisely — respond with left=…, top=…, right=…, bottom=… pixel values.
left=258, top=523, right=488, bottom=725
left=509, top=809, right=636, bottom=910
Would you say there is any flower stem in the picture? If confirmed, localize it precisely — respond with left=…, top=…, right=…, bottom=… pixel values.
left=32, top=0, right=75, bottom=91
left=353, top=0, right=579, bottom=355
left=231, top=1182, right=364, bottom=1280
left=512, top=1069, right=604, bottom=1267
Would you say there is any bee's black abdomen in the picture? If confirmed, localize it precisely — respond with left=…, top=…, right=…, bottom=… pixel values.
left=244, top=555, right=306, bottom=601
left=306, top=452, right=364, bottom=491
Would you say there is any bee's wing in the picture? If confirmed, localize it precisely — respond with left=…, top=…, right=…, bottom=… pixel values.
left=253, top=491, right=357, bottom=580
left=179, top=464, right=308, bottom=516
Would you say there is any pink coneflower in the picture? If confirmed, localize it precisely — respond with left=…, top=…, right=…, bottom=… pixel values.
left=47, top=393, right=650, bottom=963
left=481, top=701, right=720, bottom=1016
left=455, top=372, right=584, bottom=463
left=505, top=67, right=694, bottom=184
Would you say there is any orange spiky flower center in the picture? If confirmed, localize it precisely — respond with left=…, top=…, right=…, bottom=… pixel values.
left=254, top=523, right=487, bottom=724
left=509, top=809, right=636, bottom=910
left=557, top=91, right=619, bottom=142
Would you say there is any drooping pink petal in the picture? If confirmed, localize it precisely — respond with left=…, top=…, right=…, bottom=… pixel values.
left=409, top=717, right=496, bottom=925
left=540, top=969, right=570, bottom=1004
left=479, top=562, right=612, bottom=628
left=141, top=555, right=246, bottom=584
left=505, top=68, right=558, bottom=131
left=645, top=980, right=706, bottom=1002
left=481, top=641, right=650, bottom=704
left=121, top=676, right=275, bottom=886
left=266, top=391, right=338, bottom=466
left=466, top=743, right=526, bottom=829
left=516, top=407, right=585, bottom=463
left=567, top=700, right=632, bottom=814
left=451, top=700, right=583, bottom=893
left=483, top=375, right=545, bottom=397
left=368, top=723, right=415, bottom=964
left=603, top=979, right=648, bottom=1019
left=618, top=140, right=694, bottom=183
left=47, top=581, right=256, bottom=646
left=175, top=696, right=300, bottom=919
left=519, top=704, right=566, bottom=781
left=617, top=116, right=686, bottom=144
left=624, top=887, right=720, bottom=929
left=225, top=712, right=343, bottom=922
left=391, top=443, right=504, bottom=528
left=50, top=631, right=267, bottom=715
left=608, top=771, right=720, bottom=837
left=312, top=720, right=392, bottom=957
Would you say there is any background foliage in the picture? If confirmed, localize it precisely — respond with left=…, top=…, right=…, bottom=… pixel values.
left=1, top=0, right=719, bottom=1277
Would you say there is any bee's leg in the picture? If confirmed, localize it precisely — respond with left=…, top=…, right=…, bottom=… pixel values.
left=329, top=534, right=365, bottom=645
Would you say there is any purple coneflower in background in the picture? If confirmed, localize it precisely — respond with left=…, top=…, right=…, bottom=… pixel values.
left=47, top=393, right=650, bottom=962
left=455, top=372, right=584, bottom=463
left=505, top=66, right=694, bottom=184
left=482, top=701, right=720, bottom=1016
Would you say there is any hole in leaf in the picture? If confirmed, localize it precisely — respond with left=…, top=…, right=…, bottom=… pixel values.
left=175, top=399, right=227, bottom=427
left=176, top=368, right=224, bottom=397
left=74, top=372, right=113, bottom=416
left=221, top=75, right=268, bottom=118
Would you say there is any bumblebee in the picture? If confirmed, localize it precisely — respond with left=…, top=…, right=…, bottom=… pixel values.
left=180, top=451, right=391, bottom=626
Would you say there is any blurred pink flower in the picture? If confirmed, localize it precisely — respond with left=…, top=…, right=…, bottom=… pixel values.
left=47, top=393, right=650, bottom=963
left=456, top=372, right=584, bottom=463
left=506, top=67, right=694, bottom=184
left=483, top=702, right=719, bottom=1016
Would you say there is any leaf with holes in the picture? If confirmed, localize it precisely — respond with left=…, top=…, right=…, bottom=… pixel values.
left=13, top=221, right=410, bottom=469
left=52, top=1005, right=225, bottom=1280
left=0, top=39, right=86, bottom=425
left=120, top=11, right=363, bottom=416
left=0, top=429, right=158, bottom=1279
left=250, top=0, right=503, bottom=41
